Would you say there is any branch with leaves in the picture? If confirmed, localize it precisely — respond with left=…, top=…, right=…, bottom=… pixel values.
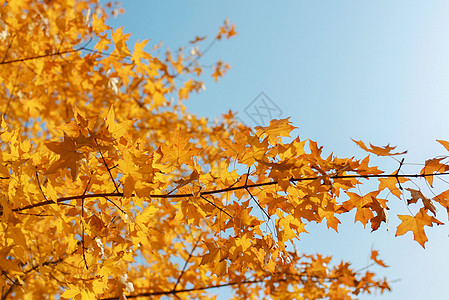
left=0, top=1, right=444, bottom=299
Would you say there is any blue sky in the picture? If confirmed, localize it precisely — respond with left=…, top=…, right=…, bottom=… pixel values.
left=104, top=1, right=449, bottom=299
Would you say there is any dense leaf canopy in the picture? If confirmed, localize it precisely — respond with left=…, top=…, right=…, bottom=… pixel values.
left=0, top=1, right=448, bottom=299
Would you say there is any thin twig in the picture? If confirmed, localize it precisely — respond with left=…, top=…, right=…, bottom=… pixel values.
left=95, top=138, right=120, bottom=193
left=1, top=34, right=15, bottom=63
left=104, top=197, right=126, bottom=215
left=0, top=37, right=129, bottom=66
left=35, top=172, right=49, bottom=202
left=173, top=235, right=202, bottom=291
left=173, top=37, right=218, bottom=78
left=80, top=178, right=92, bottom=270
left=245, top=167, right=270, bottom=219
left=395, top=158, right=405, bottom=190
left=200, top=195, right=232, bottom=218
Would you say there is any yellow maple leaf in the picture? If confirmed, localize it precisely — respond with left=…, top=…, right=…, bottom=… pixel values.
left=106, top=106, right=134, bottom=139
left=111, top=27, right=131, bottom=56
left=161, top=130, right=200, bottom=166
left=255, top=118, right=296, bottom=144
left=61, top=284, right=81, bottom=299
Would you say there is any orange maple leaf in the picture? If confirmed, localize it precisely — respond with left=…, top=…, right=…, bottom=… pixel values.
left=45, top=135, right=84, bottom=180
left=420, top=157, right=449, bottom=187
left=354, top=207, right=374, bottom=227
left=437, top=139, right=449, bottom=152
left=378, top=174, right=408, bottom=199
left=189, top=36, right=206, bottom=44
left=352, top=139, right=407, bottom=156
left=370, top=249, right=389, bottom=268
left=406, top=188, right=437, bottom=216
left=318, top=206, right=341, bottom=232
left=395, top=208, right=443, bottom=247
left=342, top=191, right=379, bottom=211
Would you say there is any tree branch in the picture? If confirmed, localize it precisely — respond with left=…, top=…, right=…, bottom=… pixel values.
left=172, top=235, right=201, bottom=292
left=11, top=171, right=449, bottom=212
left=0, top=37, right=129, bottom=66
left=100, top=278, right=271, bottom=299
left=100, top=270, right=348, bottom=299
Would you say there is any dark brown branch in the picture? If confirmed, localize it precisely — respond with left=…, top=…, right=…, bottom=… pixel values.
left=0, top=37, right=128, bottom=66
left=3, top=248, right=78, bottom=299
left=35, top=172, right=49, bottom=202
left=1, top=35, right=15, bottom=63
left=200, top=195, right=232, bottom=218
left=11, top=171, right=449, bottom=213
left=104, top=197, right=127, bottom=215
left=173, top=235, right=201, bottom=291
left=95, top=138, right=121, bottom=193
left=244, top=168, right=270, bottom=219
left=80, top=178, right=91, bottom=271
left=1, top=269, right=20, bottom=300
left=0, top=44, right=85, bottom=65
left=100, top=270, right=347, bottom=300
left=247, top=188, right=270, bottom=219
left=395, top=158, right=405, bottom=190
left=100, top=278, right=269, bottom=299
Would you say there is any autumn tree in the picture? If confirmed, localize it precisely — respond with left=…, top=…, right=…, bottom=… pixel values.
left=1, top=1, right=448, bottom=299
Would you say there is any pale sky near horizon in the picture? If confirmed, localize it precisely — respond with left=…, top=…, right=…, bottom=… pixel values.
left=103, top=1, right=449, bottom=299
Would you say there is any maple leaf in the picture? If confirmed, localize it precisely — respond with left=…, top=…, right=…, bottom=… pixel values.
left=92, top=14, right=111, bottom=33
left=0, top=245, right=20, bottom=273
left=352, top=139, right=407, bottom=156
left=354, top=207, right=374, bottom=228
left=255, top=118, right=297, bottom=144
left=378, top=174, right=408, bottom=199
left=211, top=60, right=230, bottom=82
left=276, top=212, right=307, bottom=241
left=342, top=191, right=379, bottom=211
left=189, top=36, right=206, bottom=44
left=433, top=190, right=449, bottom=219
left=160, top=130, right=200, bottom=166
left=437, top=139, right=449, bottom=152
left=370, top=250, right=389, bottom=268
left=45, top=135, right=85, bottom=180
left=169, top=170, right=200, bottom=195
left=106, top=106, right=134, bottom=139
left=420, top=157, right=449, bottom=187
left=370, top=207, right=389, bottom=232
left=111, top=26, right=131, bottom=55
left=406, top=188, right=437, bottom=216
left=200, top=242, right=228, bottom=268
left=178, top=79, right=194, bottom=100
left=132, top=39, right=149, bottom=63
left=355, top=155, right=384, bottom=175
left=395, top=208, right=443, bottom=247
left=318, top=202, right=341, bottom=232
left=61, top=284, right=81, bottom=299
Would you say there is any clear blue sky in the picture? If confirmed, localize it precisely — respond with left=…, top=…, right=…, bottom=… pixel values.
left=104, top=1, right=449, bottom=299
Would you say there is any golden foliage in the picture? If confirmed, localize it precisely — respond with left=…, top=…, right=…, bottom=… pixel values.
left=1, top=1, right=448, bottom=299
